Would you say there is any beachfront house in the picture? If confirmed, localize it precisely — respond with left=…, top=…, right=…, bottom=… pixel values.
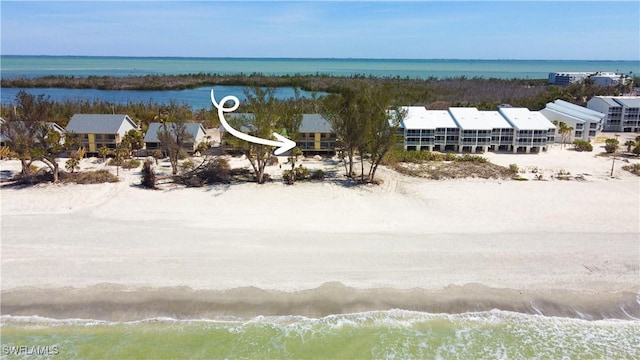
left=221, top=113, right=336, bottom=155
left=144, top=122, right=207, bottom=154
left=587, top=96, right=640, bottom=133
left=65, top=114, right=138, bottom=153
left=1, top=119, right=66, bottom=147
left=398, top=106, right=555, bottom=153
left=297, top=114, right=335, bottom=155
left=539, top=99, right=605, bottom=142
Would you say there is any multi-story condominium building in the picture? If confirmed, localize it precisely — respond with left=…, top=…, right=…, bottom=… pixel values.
left=590, top=72, right=629, bottom=86
left=398, top=106, right=556, bottom=154
left=399, top=107, right=459, bottom=152
left=587, top=96, right=640, bottom=132
left=498, top=107, right=556, bottom=153
left=548, top=72, right=594, bottom=86
left=539, top=99, right=605, bottom=142
left=548, top=71, right=629, bottom=87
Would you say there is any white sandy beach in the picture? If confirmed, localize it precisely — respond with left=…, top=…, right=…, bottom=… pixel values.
left=1, top=141, right=639, bottom=319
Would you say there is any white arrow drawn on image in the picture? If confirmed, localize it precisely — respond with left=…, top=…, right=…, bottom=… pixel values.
left=211, top=89, right=296, bottom=156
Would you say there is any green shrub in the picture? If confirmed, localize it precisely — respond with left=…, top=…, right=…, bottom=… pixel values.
left=622, top=163, right=640, bottom=176
left=141, top=159, right=157, bottom=189
left=508, top=164, right=519, bottom=174
left=310, top=169, right=325, bottom=180
left=122, top=159, right=141, bottom=169
left=283, top=165, right=311, bottom=183
left=456, top=154, right=488, bottom=163
left=180, top=159, right=195, bottom=173
left=604, top=138, right=619, bottom=153
left=573, top=139, right=593, bottom=152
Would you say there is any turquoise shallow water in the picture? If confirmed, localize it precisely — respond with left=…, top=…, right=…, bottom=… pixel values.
left=2, top=310, right=639, bottom=359
left=2, top=56, right=639, bottom=80
left=2, top=56, right=638, bottom=109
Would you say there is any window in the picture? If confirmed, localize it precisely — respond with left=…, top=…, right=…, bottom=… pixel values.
left=590, top=123, right=597, bottom=129
left=589, top=130, right=596, bottom=137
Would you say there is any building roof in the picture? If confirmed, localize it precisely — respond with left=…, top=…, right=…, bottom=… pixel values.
left=144, top=122, right=206, bottom=143
left=299, top=114, right=332, bottom=133
left=550, top=100, right=605, bottom=121
left=499, top=108, right=555, bottom=130
left=613, top=96, right=640, bottom=108
left=448, top=107, right=494, bottom=130
left=590, top=96, right=623, bottom=107
left=399, top=107, right=457, bottom=129
left=66, top=114, right=137, bottom=134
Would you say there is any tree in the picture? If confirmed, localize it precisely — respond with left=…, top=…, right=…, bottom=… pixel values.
left=121, top=129, right=144, bottom=155
left=229, top=86, right=301, bottom=184
left=1, top=91, right=50, bottom=177
left=322, top=81, right=399, bottom=183
left=1, top=91, right=78, bottom=182
left=367, top=106, right=405, bottom=182
left=322, top=88, right=367, bottom=179
left=156, top=106, right=193, bottom=176
left=553, top=121, right=573, bottom=149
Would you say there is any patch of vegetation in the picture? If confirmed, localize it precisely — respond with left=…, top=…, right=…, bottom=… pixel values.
left=173, top=157, right=259, bottom=187
left=622, top=163, right=640, bottom=176
left=310, top=169, right=325, bottom=180
left=141, top=159, right=157, bottom=189
left=384, top=149, right=509, bottom=180
left=394, top=161, right=513, bottom=180
left=382, top=149, right=481, bottom=165
left=573, top=139, right=593, bottom=152
left=60, top=170, right=119, bottom=184
left=283, top=165, right=312, bottom=183
left=107, top=158, right=141, bottom=169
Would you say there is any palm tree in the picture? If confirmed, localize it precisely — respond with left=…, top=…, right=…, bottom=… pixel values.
left=553, top=121, right=574, bottom=148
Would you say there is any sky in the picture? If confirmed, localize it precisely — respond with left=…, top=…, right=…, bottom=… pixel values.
left=1, top=1, right=639, bottom=60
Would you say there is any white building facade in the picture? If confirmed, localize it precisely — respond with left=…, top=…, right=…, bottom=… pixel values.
left=548, top=72, right=593, bottom=86
left=539, top=99, right=605, bottom=142
left=398, top=106, right=556, bottom=154
left=587, top=96, right=640, bottom=132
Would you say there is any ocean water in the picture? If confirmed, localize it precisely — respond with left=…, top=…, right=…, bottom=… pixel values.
left=2, top=56, right=638, bottom=110
left=2, top=55, right=639, bottom=80
left=2, top=55, right=640, bottom=358
left=2, top=310, right=639, bottom=359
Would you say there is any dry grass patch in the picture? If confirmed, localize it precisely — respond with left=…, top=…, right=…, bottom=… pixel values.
left=394, top=161, right=514, bottom=180
left=60, top=170, right=119, bottom=184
